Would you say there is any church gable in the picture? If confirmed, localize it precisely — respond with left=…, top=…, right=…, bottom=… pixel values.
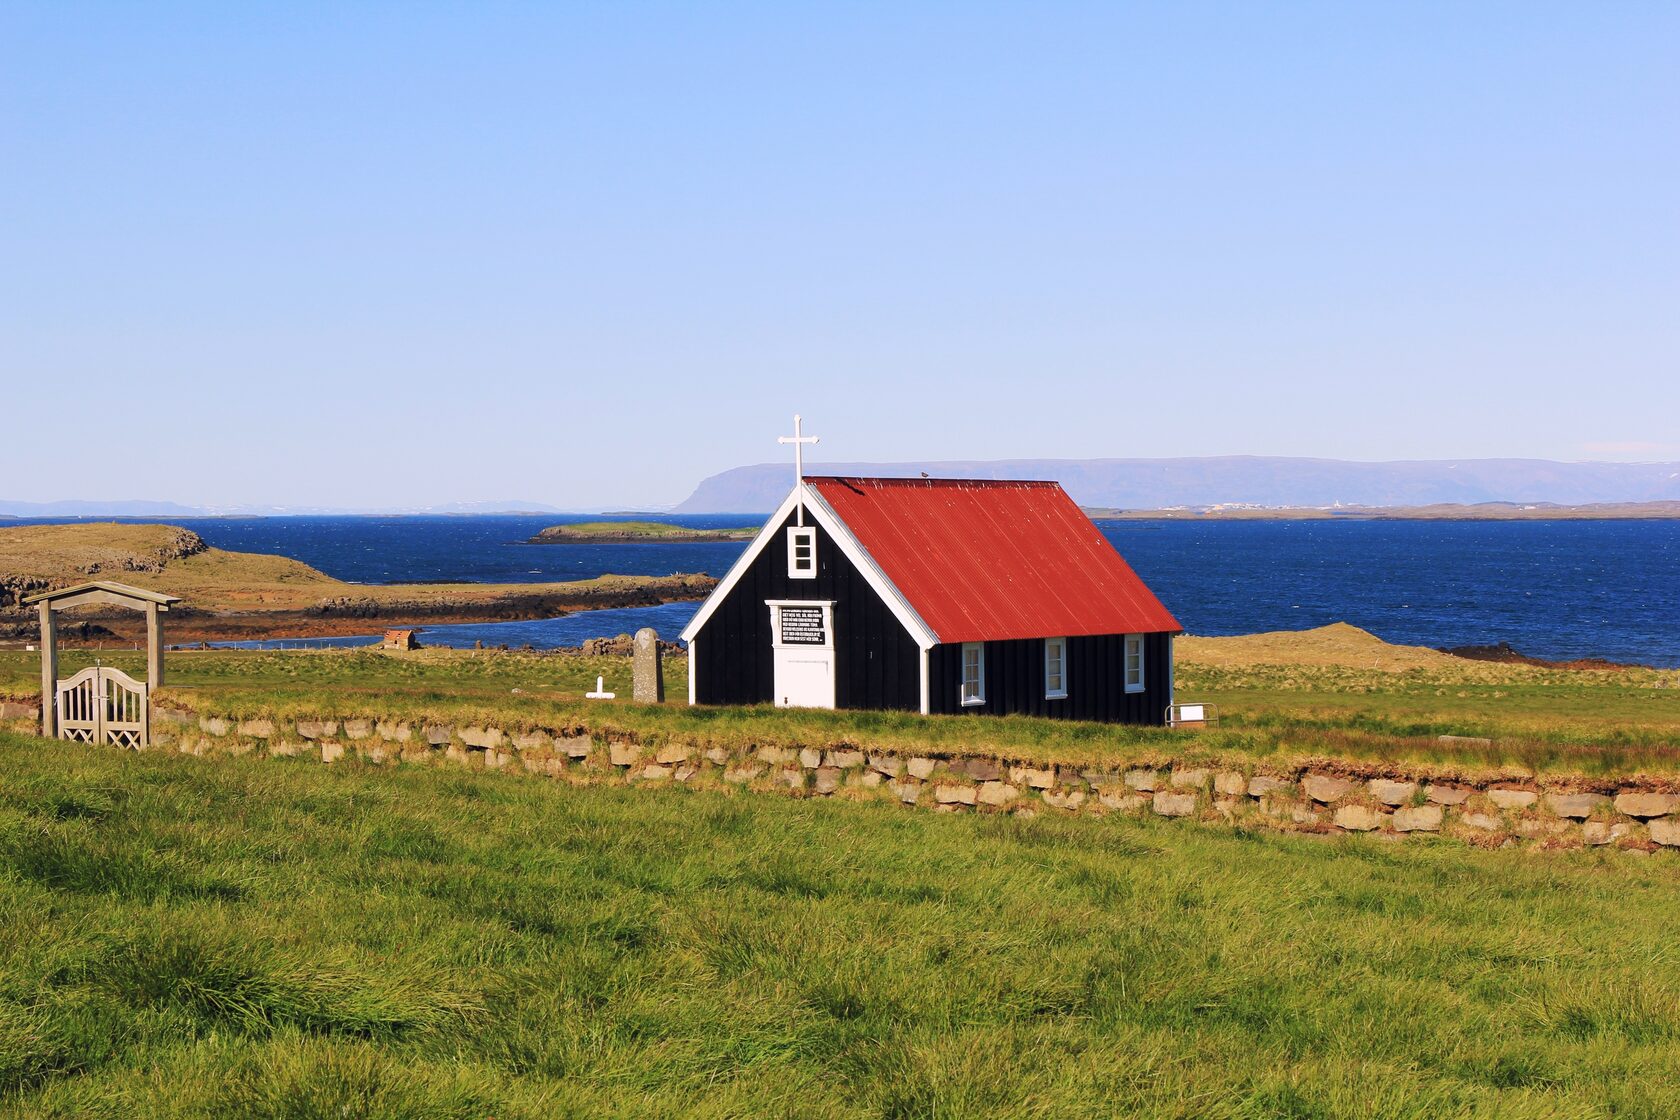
left=687, top=503, right=923, bottom=711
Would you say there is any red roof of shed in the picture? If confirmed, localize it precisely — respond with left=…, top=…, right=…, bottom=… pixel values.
left=804, top=477, right=1180, bottom=644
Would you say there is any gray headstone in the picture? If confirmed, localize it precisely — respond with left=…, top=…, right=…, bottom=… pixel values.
left=632, top=628, right=665, bottom=703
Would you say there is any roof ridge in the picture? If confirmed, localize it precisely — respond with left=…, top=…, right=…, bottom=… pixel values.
left=801, top=475, right=1061, bottom=487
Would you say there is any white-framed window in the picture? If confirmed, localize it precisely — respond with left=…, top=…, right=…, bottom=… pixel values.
left=1044, top=637, right=1067, bottom=699
left=1124, top=633, right=1145, bottom=693
left=960, top=642, right=985, bottom=706
left=787, top=526, right=817, bottom=579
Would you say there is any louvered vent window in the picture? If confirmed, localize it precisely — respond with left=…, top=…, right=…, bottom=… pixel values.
left=788, top=527, right=816, bottom=579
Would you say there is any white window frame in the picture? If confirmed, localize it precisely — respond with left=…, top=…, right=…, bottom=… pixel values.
left=1044, top=637, right=1067, bottom=700
left=960, top=642, right=986, bottom=707
left=1124, top=633, right=1145, bottom=693
left=787, top=526, right=817, bottom=579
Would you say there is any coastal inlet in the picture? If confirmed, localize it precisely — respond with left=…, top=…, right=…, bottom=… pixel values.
left=0, top=520, right=717, bottom=648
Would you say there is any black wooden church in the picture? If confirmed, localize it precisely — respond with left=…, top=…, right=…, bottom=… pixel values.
left=681, top=426, right=1182, bottom=724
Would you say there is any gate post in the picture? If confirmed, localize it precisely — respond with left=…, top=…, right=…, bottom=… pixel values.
left=38, top=602, right=57, bottom=739
left=94, top=668, right=106, bottom=745
left=146, top=601, right=164, bottom=689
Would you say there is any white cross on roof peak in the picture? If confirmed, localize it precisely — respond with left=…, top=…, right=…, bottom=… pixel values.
left=777, top=413, right=820, bottom=485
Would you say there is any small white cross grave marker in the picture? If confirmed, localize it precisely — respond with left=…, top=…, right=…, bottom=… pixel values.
left=586, top=675, right=615, bottom=700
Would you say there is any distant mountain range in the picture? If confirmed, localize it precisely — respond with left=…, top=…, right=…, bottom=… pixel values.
left=14, top=458, right=1680, bottom=519
left=671, top=457, right=1680, bottom=514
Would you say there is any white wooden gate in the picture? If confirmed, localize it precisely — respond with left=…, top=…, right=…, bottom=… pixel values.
left=55, top=666, right=149, bottom=749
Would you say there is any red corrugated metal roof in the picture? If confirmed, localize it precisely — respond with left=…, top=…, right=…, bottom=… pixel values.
left=805, top=476, right=1180, bottom=644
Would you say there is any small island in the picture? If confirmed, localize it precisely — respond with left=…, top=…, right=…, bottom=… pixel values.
left=528, top=521, right=759, bottom=544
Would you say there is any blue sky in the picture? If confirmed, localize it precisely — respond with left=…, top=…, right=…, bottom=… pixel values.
left=3, top=2, right=1675, bottom=510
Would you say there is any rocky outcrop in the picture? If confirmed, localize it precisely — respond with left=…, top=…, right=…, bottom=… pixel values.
left=0, top=618, right=120, bottom=641
left=79, top=527, right=207, bottom=576
left=0, top=527, right=206, bottom=614
left=0, top=575, right=53, bottom=612
left=578, top=633, right=686, bottom=657
left=304, top=576, right=714, bottom=623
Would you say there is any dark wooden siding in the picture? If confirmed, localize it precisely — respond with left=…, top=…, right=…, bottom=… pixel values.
left=926, top=631, right=1173, bottom=725
left=692, top=509, right=922, bottom=710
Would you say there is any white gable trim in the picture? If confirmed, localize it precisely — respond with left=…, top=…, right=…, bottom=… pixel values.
left=1166, top=633, right=1175, bottom=715
left=918, top=646, right=930, bottom=715
left=679, top=482, right=938, bottom=650
left=687, top=636, right=699, bottom=705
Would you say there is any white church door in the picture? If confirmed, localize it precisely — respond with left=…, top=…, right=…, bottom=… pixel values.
left=768, top=600, right=836, bottom=709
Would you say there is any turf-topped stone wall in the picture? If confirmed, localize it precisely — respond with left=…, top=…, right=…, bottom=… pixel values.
left=6, top=702, right=1680, bottom=852
left=0, top=701, right=39, bottom=722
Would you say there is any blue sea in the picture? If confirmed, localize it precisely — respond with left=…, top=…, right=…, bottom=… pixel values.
left=15, top=515, right=1680, bottom=666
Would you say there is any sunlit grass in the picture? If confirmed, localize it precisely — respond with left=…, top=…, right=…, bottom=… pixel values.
left=1, top=733, right=1678, bottom=1116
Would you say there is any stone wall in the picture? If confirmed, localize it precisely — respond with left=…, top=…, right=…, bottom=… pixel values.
left=5, top=702, right=1679, bottom=853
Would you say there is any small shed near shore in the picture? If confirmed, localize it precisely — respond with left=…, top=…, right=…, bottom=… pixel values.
left=380, top=629, right=422, bottom=650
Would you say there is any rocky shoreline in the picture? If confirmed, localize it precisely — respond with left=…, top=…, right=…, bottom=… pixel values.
left=1438, top=640, right=1650, bottom=672
left=0, top=521, right=720, bottom=647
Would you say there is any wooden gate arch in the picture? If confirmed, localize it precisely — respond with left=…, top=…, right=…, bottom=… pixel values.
left=22, top=581, right=182, bottom=748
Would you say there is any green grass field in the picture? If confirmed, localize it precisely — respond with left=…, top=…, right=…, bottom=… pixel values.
left=1, top=733, right=1677, bottom=1117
